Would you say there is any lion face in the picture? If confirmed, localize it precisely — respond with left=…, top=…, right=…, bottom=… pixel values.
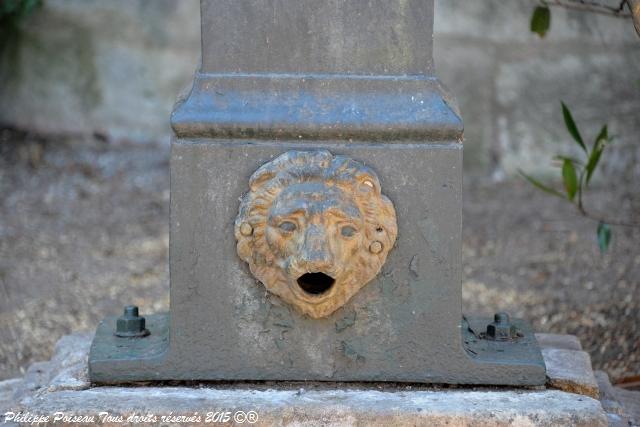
left=235, top=150, right=397, bottom=318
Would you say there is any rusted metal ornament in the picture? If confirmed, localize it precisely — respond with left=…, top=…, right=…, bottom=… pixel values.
left=235, top=150, right=398, bottom=318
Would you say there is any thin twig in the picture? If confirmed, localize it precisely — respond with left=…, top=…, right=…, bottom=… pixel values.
left=576, top=205, right=640, bottom=227
left=575, top=167, right=639, bottom=227
left=541, top=0, right=632, bottom=18
left=575, top=193, right=640, bottom=228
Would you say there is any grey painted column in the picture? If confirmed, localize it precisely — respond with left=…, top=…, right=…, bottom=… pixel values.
left=88, top=0, right=545, bottom=385
left=200, top=0, right=434, bottom=75
left=172, top=0, right=460, bottom=141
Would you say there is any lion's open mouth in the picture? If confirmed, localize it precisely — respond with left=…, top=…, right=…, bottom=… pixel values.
left=297, top=272, right=335, bottom=296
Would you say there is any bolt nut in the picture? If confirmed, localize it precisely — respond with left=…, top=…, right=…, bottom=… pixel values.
left=369, top=241, right=383, bottom=254
left=485, top=312, right=517, bottom=341
left=115, top=305, right=150, bottom=338
left=239, top=223, right=253, bottom=236
left=494, top=312, right=510, bottom=324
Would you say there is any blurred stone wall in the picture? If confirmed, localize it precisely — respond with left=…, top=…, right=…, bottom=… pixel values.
left=1, top=0, right=638, bottom=178
left=434, top=0, right=640, bottom=179
left=0, top=0, right=201, bottom=142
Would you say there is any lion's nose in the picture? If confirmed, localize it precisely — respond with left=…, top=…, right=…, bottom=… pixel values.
left=300, top=225, right=333, bottom=268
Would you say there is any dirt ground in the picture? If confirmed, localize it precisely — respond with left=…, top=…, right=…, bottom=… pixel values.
left=1, top=129, right=638, bottom=386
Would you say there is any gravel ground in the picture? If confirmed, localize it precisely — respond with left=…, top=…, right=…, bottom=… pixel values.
left=0, top=130, right=638, bottom=385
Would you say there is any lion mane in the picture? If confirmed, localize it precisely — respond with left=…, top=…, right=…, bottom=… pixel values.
left=235, top=150, right=397, bottom=318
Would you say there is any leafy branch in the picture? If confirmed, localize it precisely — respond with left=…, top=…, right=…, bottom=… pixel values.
left=543, top=0, right=630, bottom=17
left=527, top=2, right=639, bottom=252
left=531, top=0, right=640, bottom=37
left=519, top=103, right=639, bottom=252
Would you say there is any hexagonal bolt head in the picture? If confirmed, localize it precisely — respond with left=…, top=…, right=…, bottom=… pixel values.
left=114, top=305, right=150, bottom=338
left=485, top=312, right=518, bottom=341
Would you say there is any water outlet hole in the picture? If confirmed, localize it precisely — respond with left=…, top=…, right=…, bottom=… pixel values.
left=297, top=272, right=335, bottom=295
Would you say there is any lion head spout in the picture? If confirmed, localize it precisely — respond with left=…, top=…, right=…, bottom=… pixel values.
left=234, top=150, right=397, bottom=318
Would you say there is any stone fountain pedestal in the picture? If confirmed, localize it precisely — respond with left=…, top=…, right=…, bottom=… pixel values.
left=89, top=0, right=546, bottom=389
left=2, top=332, right=623, bottom=426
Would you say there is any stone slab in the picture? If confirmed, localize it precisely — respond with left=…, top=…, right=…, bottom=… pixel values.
left=11, top=387, right=606, bottom=427
left=0, top=378, right=22, bottom=414
left=612, top=387, right=640, bottom=427
left=542, top=348, right=599, bottom=399
left=3, top=333, right=610, bottom=426
left=594, top=370, right=633, bottom=427
left=535, top=333, right=583, bottom=351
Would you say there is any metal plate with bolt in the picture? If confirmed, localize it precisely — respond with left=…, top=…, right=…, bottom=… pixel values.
left=114, top=306, right=149, bottom=338
left=89, top=0, right=546, bottom=385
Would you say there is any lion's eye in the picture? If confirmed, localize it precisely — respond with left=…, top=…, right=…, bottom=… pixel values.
left=279, top=221, right=297, bottom=232
left=341, top=225, right=357, bottom=238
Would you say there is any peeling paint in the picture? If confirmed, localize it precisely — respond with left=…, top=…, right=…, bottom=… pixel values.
left=335, top=311, right=357, bottom=333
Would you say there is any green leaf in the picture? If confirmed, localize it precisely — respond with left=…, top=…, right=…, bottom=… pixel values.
left=553, top=155, right=583, bottom=166
left=0, top=0, right=21, bottom=15
left=594, top=125, right=608, bottom=146
left=518, top=169, right=565, bottom=198
left=0, top=0, right=41, bottom=22
left=562, top=159, right=578, bottom=201
left=585, top=125, right=608, bottom=185
left=597, top=222, right=612, bottom=253
left=585, top=149, right=603, bottom=185
left=561, top=102, right=586, bottom=153
left=531, top=6, right=551, bottom=38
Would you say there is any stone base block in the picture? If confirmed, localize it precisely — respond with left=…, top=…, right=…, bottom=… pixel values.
left=10, top=387, right=606, bottom=427
left=88, top=139, right=542, bottom=386
left=1, top=333, right=611, bottom=426
left=535, top=333, right=583, bottom=351
left=542, top=348, right=599, bottom=399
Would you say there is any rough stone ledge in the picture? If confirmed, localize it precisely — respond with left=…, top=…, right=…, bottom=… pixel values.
left=542, top=348, right=599, bottom=399
left=10, top=388, right=605, bottom=427
left=535, top=333, right=583, bottom=351
left=0, top=332, right=612, bottom=426
left=595, top=370, right=640, bottom=427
